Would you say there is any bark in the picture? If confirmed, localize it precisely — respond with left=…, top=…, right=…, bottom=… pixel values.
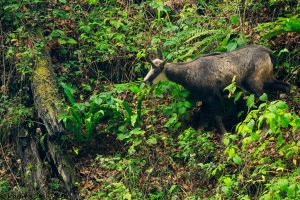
left=18, top=44, right=77, bottom=199
left=47, top=140, right=77, bottom=198
left=17, top=128, right=49, bottom=199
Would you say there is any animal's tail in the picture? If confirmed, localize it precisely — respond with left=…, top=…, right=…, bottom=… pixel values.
left=264, top=79, right=290, bottom=93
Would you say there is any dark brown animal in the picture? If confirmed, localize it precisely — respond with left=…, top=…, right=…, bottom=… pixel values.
left=144, top=45, right=290, bottom=134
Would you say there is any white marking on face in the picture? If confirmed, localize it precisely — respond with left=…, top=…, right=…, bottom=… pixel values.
left=143, top=68, right=155, bottom=82
left=153, top=59, right=164, bottom=66
left=144, top=58, right=168, bottom=84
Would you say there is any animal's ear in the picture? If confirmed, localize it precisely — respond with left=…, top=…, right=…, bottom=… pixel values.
left=157, top=48, right=164, bottom=60
left=146, top=50, right=155, bottom=66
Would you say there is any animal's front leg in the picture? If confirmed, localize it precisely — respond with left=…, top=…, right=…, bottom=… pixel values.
left=208, top=93, right=227, bottom=135
left=214, top=115, right=227, bottom=135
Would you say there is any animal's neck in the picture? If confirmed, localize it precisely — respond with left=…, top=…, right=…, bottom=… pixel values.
left=165, top=64, right=187, bottom=85
left=153, top=68, right=169, bottom=85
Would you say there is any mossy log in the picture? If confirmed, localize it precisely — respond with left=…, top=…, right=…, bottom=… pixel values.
left=17, top=52, right=77, bottom=198
left=32, top=56, right=64, bottom=137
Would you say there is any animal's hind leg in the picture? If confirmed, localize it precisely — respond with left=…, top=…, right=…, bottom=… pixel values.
left=245, top=79, right=264, bottom=97
left=265, top=80, right=290, bottom=93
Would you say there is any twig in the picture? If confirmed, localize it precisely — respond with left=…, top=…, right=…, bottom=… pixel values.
left=0, top=142, right=21, bottom=190
left=0, top=20, right=6, bottom=94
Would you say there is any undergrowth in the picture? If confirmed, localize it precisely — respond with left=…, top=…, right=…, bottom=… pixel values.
left=0, top=0, right=299, bottom=199
left=61, top=79, right=300, bottom=199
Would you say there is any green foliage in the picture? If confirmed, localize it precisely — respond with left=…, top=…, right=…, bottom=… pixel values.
left=237, top=99, right=300, bottom=137
left=49, top=178, right=62, bottom=190
left=0, top=179, right=24, bottom=199
left=261, top=168, right=300, bottom=200
left=213, top=89, right=300, bottom=199
left=256, top=15, right=300, bottom=40
left=1, top=0, right=299, bottom=199
left=255, top=15, right=300, bottom=77
left=60, top=81, right=151, bottom=143
left=48, top=29, right=77, bottom=46
left=149, top=0, right=170, bottom=21
left=0, top=179, right=11, bottom=194
left=0, top=96, right=33, bottom=142
left=153, top=81, right=191, bottom=131
left=177, top=127, right=214, bottom=161
left=91, top=182, right=132, bottom=200
left=60, top=83, right=121, bottom=142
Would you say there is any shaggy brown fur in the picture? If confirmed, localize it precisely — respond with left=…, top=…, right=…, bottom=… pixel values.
left=144, top=45, right=290, bottom=134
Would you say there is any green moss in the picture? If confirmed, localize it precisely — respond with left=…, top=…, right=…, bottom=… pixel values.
left=32, top=55, right=63, bottom=126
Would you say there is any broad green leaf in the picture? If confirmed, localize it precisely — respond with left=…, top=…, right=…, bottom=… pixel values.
left=146, top=137, right=157, bottom=145
left=129, top=85, right=140, bottom=94
left=85, top=117, right=93, bottom=142
left=276, top=133, right=284, bottom=147
left=61, top=82, right=76, bottom=106
left=58, top=38, right=67, bottom=44
left=277, top=178, right=289, bottom=191
left=246, top=95, right=255, bottom=110
left=117, top=134, right=130, bottom=141
left=123, top=193, right=132, bottom=200
left=130, top=128, right=145, bottom=135
left=228, top=147, right=235, bottom=157
left=69, top=107, right=83, bottom=125
left=259, top=93, right=268, bottom=101
left=223, top=137, right=230, bottom=146
left=264, top=112, right=276, bottom=119
left=242, top=137, right=251, bottom=146
left=50, top=29, right=65, bottom=37
left=250, top=132, right=260, bottom=141
left=223, top=177, right=232, bottom=186
left=233, top=155, right=242, bottom=164
left=164, top=114, right=177, bottom=128
left=178, top=107, right=186, bottom=114
left=183, top=101, right=191, bottom=108
left=175, top=122, right=181, bottom=129
left=247, top=119, right=255, bottom=131
left=227, top=41, right=237, bottom=52
left=268, top=105, right=277, bottom=113
left=276, top=101, right=288, bottom=109
left=88, top=0, right=98, bottom=5
left=122, top=101, right=133, bottom=117
left=131, top=115, right=137, bottom=127
left=234, top=91, right=242, bottom=103
left=221, top=186, right=230, bottom=195
left=128, top=145, right=136, bottom=155
left=68, top=38, right=77, bottom=45
left=230, top=15, right=239, bottom=25
left=280, top=113, right=292, bottom=128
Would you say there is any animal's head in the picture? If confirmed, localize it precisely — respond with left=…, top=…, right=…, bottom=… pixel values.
left=143, top=48, right=167, bottom=84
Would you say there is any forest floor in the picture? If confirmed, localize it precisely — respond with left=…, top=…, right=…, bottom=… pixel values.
left=0, top=1, right=299, bottom=199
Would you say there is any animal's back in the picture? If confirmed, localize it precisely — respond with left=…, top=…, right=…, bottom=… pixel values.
left=167, top=45, right=274, bottom=94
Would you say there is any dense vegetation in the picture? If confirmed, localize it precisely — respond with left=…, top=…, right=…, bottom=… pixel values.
left=0, top=0, right=300, bottom=199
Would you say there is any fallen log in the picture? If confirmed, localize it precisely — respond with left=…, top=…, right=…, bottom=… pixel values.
left=18, top=46, right=77, bottom=198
